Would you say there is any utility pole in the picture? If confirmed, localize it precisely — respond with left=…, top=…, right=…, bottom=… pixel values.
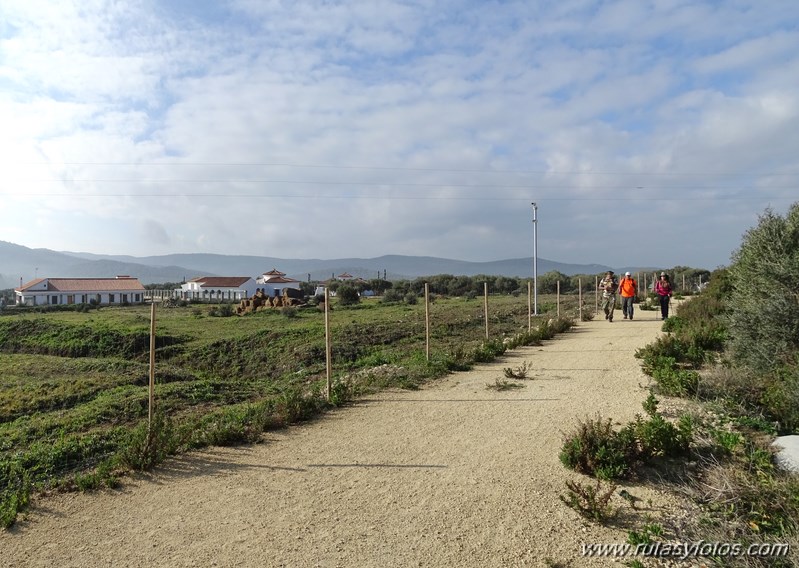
left=532, top=202, right=538, bottom=315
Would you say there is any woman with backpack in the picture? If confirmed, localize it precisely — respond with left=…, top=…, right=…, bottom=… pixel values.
left=654, top=272, right=673, bottom=320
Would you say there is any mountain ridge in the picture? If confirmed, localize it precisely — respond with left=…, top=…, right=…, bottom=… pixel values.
left=0, top=240, right=645, bottom=288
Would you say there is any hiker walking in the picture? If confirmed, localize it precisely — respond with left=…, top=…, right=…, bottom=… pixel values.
left=599, top=270, right=619, bottom=322
left=618, top=271, right=638, bottom=320
left=654, top=272, right=673, bottom=320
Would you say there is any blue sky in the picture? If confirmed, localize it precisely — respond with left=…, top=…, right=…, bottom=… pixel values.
left=1, top=0, right=798, bottom=270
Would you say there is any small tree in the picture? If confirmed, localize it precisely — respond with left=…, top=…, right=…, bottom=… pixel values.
left=538, top=271, right=570, bottom=294
left=727, top=203, right=799, bottom=372
left=337, top=285, right=360, bottom=306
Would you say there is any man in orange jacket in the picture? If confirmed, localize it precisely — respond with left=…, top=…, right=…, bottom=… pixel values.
left=618, top=271, right=638, bottom=320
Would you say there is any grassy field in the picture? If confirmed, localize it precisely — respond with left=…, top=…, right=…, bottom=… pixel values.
left=0, top=293, right=579, bottom=526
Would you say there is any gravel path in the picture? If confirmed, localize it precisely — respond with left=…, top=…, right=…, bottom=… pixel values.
left=2, top=312, right=694, bottom=567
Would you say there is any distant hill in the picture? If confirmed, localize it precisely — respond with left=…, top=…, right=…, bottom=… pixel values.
left=57, top=250, right=613, bottom=282
left=1, top=240, right=622, bottom=288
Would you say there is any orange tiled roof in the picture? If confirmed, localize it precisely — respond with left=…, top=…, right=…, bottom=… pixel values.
left=262, top=276, right=299, bottom=284
left=17, top=277, right=145, bottom=292
left=195, top=277, right=252, bottom=288
left=16, top=278, right=46, bottom=291
left=262, top=268, right=286, bottom=276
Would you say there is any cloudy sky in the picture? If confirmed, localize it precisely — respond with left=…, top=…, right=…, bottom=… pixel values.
left=1, top=0, right=798, bottom=270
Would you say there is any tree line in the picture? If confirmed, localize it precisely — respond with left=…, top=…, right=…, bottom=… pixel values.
left=317, top=266, right=711, bottom=299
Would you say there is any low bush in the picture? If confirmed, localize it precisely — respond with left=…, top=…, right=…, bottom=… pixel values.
left=761, top=365, right=799, bottom=433
left=0, top=461, right=31, bottom=529
left=560, top=397, right=692, bottom=480
left=472, top=339, right=506, bottom=362
left=651, top=364, right=700, bottom=397
left=632, top=413, right=691, bottom=459
left=381, top=289, right=404, bottom=304
left=119, top=411, right=177, bottom=471
left=559, top=415, right=638, bottom=480
left=560, top=478, right=617, bottom=522
left=337, top=286, right=360, bottom=306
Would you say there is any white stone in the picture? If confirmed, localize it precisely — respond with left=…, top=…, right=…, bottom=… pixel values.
left=772, top=435, right=799, bottom=474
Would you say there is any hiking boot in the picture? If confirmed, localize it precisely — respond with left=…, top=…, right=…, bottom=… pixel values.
left=623, top=315, right=628, bottom=319
left=605, top=313, right=609, bottom=320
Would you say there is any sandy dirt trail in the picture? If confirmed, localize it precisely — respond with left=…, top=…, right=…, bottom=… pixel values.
left=2, top=312, right=691, bottom=567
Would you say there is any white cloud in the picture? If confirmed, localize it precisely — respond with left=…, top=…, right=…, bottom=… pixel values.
left=1, top=0, right=798, bottom=270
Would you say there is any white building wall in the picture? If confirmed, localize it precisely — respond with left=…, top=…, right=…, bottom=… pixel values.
left=16, top=290, right=144, bottom=306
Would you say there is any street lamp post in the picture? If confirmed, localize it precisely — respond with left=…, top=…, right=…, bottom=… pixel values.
left=532, top=202, right=538, bottom=316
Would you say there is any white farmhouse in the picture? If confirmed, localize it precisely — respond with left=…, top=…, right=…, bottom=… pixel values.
left=15, top=276, right=146, bottom=306
left=256, top=268, right=302, bottom=297
left=179, top=276, right=258, bottom=301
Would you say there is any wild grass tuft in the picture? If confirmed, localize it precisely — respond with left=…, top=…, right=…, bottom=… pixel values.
left=486, top=377, right=525, bottom=391
left=559, top=478, right=618, bottom=522
left=503, top=361, right=531, bottom=379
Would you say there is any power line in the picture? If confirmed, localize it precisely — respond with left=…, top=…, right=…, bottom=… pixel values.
left=8, top=179, right=798, bottom=191
left=7, top=178, right=797, bottom=191
left=6, top=161, right=799, bottom=177
left=3, top=192, right=794, bottom=202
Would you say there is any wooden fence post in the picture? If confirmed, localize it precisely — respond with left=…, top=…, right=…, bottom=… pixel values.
left=637, top=272, right=641, bottom=301
left=324, top=287, right=332, bottom=401
left=578, top=278, right=582, bottom=322
left=556, top=280, right=560, bottom=318
left=594, top=275, right=599, bottom=313
left=527, top=280, right=532, bottom=331
left=484, top=282, right=489, bottom=340
left=424, top=283, right=430, bottom=361
left=148, top=301, right=156, bottom=429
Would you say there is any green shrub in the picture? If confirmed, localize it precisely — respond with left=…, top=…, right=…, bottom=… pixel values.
left=632, top=413, right=691, bottom=459
left=72, top=459, right=119, bottom=491
left=727, top=204, right=799, bottom=373
left=627, top=523, right=663, bottom=545
left=635, top=335, right=705, bottom=369
left=676, top=293, right=727, bottom=321
left=0, top=461, right=31, bottom=529
left=642, top=392, right=659, bottom=417
left=760, top=366, right=799, bottom=433
left=329, top=379, right=356, bottom=406
left=186, top=405, right=265, bottom=447
left=710, top=429, right=743, bottom=454
left=212, top=303, right=234, bottom=317
left=651, top=365, right=700, bottom=397
left=559, top=416, right=638, bottom=480
left=119, top=412, right=177, bottom=471
left=472, top=339, right=506, bottom=362
left=381, top=289, right=403, bottom=303
left=337, top=286, right=360, bottom=306
left=280, top=306, right=298, bottom=318
left=561, top=397, right=694, bottom=481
